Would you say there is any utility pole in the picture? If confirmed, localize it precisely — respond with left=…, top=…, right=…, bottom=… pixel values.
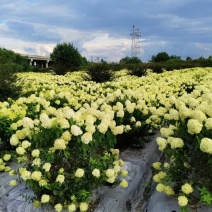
left=130, top=25, right=141, bottom=58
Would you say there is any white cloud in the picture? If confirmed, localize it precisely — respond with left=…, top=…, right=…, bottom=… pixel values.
left=0, top=0, right=212, bottom=61
left=82, top=33, right=132, bottom=61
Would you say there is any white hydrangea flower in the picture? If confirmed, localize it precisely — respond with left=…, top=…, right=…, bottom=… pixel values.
left=81, top=132, right=92, bottom=144
left=200, top=138, right=212, bottom=154
left=187, top=119, right=203, bottom=134
left=22, top=117, right=34, bottom=128
left=71, top=125, right=83, bottom=136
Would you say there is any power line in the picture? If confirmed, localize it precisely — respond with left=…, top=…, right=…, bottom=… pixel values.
left=130, top=25, right=141, bottom=58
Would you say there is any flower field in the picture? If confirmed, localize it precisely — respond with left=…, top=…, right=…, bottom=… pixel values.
left=0, top=67, right=212, bottom=212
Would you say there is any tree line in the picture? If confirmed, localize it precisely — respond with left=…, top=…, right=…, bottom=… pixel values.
left=1, top=43, right=212, bottom=101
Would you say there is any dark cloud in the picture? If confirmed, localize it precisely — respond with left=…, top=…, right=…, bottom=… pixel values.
left=0, top=0, right=211, bottom=61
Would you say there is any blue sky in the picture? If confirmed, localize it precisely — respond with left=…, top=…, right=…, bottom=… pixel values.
left=0, top=0, right=212, bottom=62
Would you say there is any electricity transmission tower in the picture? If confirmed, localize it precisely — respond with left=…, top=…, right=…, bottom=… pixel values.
left=130, top=25, right=141, bottom=58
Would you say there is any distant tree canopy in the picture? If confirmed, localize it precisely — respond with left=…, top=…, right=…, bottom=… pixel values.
left=119, top=56, right=142, bottom=64
left=50, top=42, right=84, bottom=75
left=0, top=48, right=30, bottom=72
left=151, top=52, right=170, bottom=63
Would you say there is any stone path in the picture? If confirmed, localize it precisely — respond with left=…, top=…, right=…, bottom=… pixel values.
left=0, top=132, right=211, bottom=212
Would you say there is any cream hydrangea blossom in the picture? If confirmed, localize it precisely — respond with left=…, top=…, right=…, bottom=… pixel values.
left=68, top=203, right=76, bottom=212
left=79, top=202, right=88, bottom=212
left=156, top=183, right=165, bottom=192
left=178, top=195, right=188, bottom=206
left=156, top=137, right=168, bottom=151
left=10, top=179, right=17, bottom=186
left=22, top=117, right=34, bottom=128
left=160, top=127, right=174, bottom=138
left=54, top=203, right=63, bottom=212
left=20, top=169, right=31, bottom=181
left=31, top=171, right=42, bottom=181
left=105, top=169, right=116, bottom=178
left=71, top=125, right=83, bottom=136
left=97, top=122, right=109, bottom=134
left=116, top=110, right=124, bottom=118
left=113, top=165, right=121, bottom=173
left=200, top=138, right=212, bottom=154
left=106, top=176, right=116, bottom=183
left=31, top=149, right=40, bottom=157
left=3, top=154, right=11, bottom=161
left=10, top=134, right=19, bottom=146
left=41, top=194, right=50, bottom=203
left=39, top=179, right=48, bottom=187
left=16, top=146, right=26, bottom=155
left=164, top=185, right=175, bottom=196
left=120, top=170, right=128, bottom=177
left=85, top=114, right=96, bottom=125
left=168, top=137, right=184, bottom=149
left=191, top=109, right=207, bottom=123
left=187, top=119, right=203, bottom=134
left=56, top=174, right=65, bottom=184
left=181, top=183, right=193, bottom=195
left=169, top=108, right=179, bottom=120
left=111, top=125, right=124, bottom=135
left=152, top=162, right=162, bottom=170
left=32, top=158, right=41, bottom=166
left=61, top=130, right=72, bottom=142
left=85, top=124, right=96, bottom=133
left=43, top=162, right=51, bottom=172
left=178, top=105, right=191, bottom=120
left=75, top=168, right=84, bottom=178
left=92, top=168, right=100, bottom=178
left=57, top=118, right=70, bottom=129
left=153, top=171, right=167, bottom=183
left=40, top=113, right=52, bottom=128
left=0, top=164, right=5, bottom=171
left=9, top=170, right=16, bottom=176
left=21, top=140, right=31, bottom=149
left=54, top=138, right=66, bottom=150
left=120, top=179, right=128, bottom=188
left=205, top=118, right=212, bottom=130
left=81, top=132, right=92, bottom=144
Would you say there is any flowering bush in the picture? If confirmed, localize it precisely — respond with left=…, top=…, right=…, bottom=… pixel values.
left=153, top=83, right=212, bottom=211
left=3, top=103, right=131, bottom=211
left=0, top=67, right=212, bottom=211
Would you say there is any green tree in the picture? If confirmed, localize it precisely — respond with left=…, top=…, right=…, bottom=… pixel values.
left=186, top=56, right=192, bottom=61
left=0, top=64, right=21, bottom=101
left=151, top=52, right=170, bottom=62
left=50, top=43, right=83, bottom=75
left=0, top=48, right=30, bottom=72
left=169, top=55, right=181, bottom=60
left=119, top=56, right=142, bottom=64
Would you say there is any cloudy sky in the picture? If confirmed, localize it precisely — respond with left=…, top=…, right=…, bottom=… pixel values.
left=0, top=0, right=212, bottom=62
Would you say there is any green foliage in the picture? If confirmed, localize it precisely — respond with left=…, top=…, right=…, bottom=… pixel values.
left=0, top=64, right=22, bottom=101
left=0, top=48, right=30, bottom=72
left=84, top=63, right=114, bottom=83
left=119, top=56, right=142, bottom=64
left=127, top=64, right=147, bottom=77
left=151, top=52, right=170, bottom=63
left=198, top=187, right=212, bottom=206
left=50, top=43, right=84, bottom=75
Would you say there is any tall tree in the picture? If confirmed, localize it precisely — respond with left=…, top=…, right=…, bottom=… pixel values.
left=151, top=52, right=170, bottom=63
left=50, top=43, right=83, bottom=75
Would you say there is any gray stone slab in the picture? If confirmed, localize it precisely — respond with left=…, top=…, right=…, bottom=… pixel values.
left=94, top=132, right=162, bottom=212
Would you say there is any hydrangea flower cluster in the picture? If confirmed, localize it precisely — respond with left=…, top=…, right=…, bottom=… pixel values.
left=0, top=67, right=211, bottom=211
